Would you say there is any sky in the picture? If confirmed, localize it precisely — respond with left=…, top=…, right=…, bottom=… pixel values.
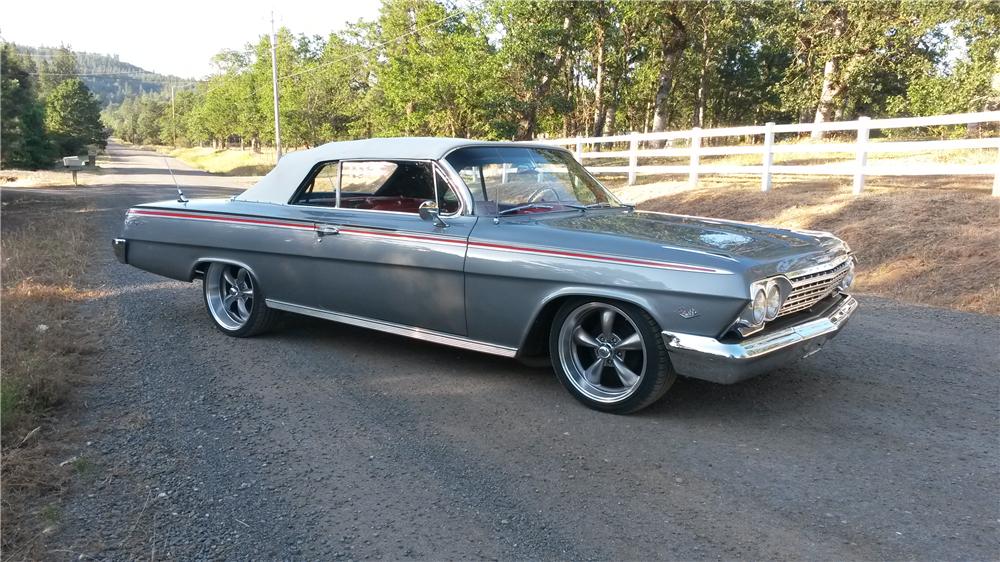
left=1, top=0, right=382, bottom=79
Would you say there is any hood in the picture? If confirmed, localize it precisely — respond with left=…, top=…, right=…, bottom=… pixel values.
left=527, top=209, right=850, bottom=274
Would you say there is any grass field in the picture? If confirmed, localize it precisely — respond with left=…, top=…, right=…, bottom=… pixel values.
left=116, top=143, right=278, bottom=176
left=1, top=196, right=105, bottom=556
left=161, top=146, right=277, bottom=176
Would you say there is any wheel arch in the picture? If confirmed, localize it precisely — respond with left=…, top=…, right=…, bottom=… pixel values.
left=189, top=257, right=260, bottom=283
left=516, top=288, right=660, bottom=358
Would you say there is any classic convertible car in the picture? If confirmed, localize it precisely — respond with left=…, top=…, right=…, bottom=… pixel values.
left=113, top=137, right=857, bottom=413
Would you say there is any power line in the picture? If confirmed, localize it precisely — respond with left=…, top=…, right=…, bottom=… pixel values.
left=26, top=69, right=201, bottom=80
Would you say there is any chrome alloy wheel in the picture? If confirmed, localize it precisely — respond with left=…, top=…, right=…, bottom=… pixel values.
left=206, top=264, right=256, bottom=330
left=557, top=302, right=647, bottom=403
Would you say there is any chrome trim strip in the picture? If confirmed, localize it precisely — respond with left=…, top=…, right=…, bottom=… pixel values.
left=663, top=295, right=857, bottom=360
left=785, top=254, right=853, bottom=280
left=265, top=299, right=518, bottom=358
left=467, top=241, right=733, bottom=274
left=129, top=209, right=316, bottom=231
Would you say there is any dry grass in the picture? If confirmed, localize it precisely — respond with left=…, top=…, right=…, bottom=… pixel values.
left=128, top=143, right=278, bottom=176
left=1, top=198, right=102, bottom=557
left=628, top=175, right=999, bottom=315
left=0, top=169, right=97, bottom=189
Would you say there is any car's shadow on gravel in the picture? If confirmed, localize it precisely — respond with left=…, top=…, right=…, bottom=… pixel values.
left=272, top=311, right=847, bottom=421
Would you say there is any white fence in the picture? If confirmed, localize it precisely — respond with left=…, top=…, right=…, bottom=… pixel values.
left=543, top=111, right=1000, bottom=196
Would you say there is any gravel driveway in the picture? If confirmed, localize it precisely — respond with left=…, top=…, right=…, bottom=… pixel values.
left=5, top=143, right=998, bottom=560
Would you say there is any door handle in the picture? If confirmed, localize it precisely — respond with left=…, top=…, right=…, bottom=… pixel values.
left=316, top=224, right=340, bottom=237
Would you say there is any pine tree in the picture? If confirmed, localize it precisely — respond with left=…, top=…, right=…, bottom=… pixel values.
left=44, top=79, right=107, bottom=155
left=1, top=44, right=53, bottom=169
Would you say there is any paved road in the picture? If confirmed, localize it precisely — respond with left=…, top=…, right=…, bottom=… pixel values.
left=5, top=143, right=998, bottom=560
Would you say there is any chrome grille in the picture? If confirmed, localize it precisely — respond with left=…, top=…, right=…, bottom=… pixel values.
left=778, top=258, right=852, bottom=317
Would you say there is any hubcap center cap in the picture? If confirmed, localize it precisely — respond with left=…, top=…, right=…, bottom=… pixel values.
left=597, top=345, right=613, bottom=359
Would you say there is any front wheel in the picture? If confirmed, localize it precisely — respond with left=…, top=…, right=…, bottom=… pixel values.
left=203, top=262, right=278, bottom=337
left=549, top=299, right=676, bottom=414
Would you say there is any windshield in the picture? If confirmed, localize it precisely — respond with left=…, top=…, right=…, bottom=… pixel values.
left=444, top=146, right=623, bottom=216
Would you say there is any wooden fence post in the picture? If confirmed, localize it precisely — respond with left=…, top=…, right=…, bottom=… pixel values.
left=761, top=121, right=775, bottom=192
left=689, top=127, right=702, bottom=188
left=853, top=116, right=870, bottom=195
left=993, top=147, right=1000, bottom=197
left=628, top=132, right=639, bottom=186
left=575, top=140, right=583, bottom=162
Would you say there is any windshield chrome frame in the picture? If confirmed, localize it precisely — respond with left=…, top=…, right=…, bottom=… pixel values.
left=438, top=144, right=626, bottom=218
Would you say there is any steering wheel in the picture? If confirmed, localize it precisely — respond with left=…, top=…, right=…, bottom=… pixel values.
left=527, top=186, right=559, bottom=203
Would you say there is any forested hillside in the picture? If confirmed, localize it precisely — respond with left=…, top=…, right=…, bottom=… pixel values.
left=16, top=45, right=184, bottom=106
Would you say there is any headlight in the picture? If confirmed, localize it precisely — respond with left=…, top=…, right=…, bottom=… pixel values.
left=736, top=276, right=790, bottom=335
left=751, top=288, right=767, bottom=325
left=765, top=282, right=782, bottom=320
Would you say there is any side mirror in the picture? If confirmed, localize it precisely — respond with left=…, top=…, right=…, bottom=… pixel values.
left=418, top=200, right=447, bottom=227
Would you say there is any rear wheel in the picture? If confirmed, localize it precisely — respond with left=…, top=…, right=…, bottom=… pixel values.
left=549, top=299, right=675, bottom=414
left=203, top=262, right=278, bottom=337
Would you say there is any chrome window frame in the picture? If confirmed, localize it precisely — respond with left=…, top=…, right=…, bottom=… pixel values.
left=287, top=157, right=472, bottom=218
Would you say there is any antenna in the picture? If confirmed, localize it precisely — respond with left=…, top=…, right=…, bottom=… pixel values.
left=164, top=158, right=188, bottom=203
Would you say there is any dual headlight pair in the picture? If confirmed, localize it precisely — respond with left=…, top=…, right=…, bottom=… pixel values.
left=745, top=277, right=789, bottom=328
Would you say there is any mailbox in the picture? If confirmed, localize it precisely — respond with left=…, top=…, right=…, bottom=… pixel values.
left=62, top=156, right=84, bottom=185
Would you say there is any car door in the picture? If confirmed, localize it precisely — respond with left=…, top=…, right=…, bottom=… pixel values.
left=279, top=159, right=476, bottom=336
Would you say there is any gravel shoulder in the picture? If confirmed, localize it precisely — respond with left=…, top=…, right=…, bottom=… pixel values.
left=4, top=143, right=998, bottom=560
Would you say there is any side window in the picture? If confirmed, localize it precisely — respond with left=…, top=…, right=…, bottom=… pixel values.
left=295, top=160, right=461, bottom=215
left=341, top=161, right=398, bottom=195
left=296, top=161, right=340, bottom=206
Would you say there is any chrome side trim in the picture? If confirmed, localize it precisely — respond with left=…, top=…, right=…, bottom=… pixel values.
left=663, top=295, right=857, bottom=360
left=265, top=299, right=518, bottom=358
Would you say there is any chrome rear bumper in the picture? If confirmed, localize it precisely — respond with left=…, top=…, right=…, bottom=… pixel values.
left=662, top=295, right=857, bottom=384
left=112, top=238, right=128, bottom=264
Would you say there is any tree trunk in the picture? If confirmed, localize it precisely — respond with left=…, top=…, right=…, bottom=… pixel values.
left=694, top=24, right=710, bottom=128
left=591, top=17, right=607, bottom=138
left=650, top=14, right=688, bottom=147
left=811, top=7, right=847, bottom=140
left=516, top=15, right=572, bottom=140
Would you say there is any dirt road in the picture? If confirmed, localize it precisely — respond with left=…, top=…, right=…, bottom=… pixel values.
left=3, top=142, right=997, bottom=560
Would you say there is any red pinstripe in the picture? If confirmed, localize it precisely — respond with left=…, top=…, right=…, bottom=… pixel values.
left=127, top=208, right=724, bottom=273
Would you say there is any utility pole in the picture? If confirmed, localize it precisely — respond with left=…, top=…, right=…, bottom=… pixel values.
left=170, top=85, right=176, bottom=147
left=270, top=12, right=282, bottom=161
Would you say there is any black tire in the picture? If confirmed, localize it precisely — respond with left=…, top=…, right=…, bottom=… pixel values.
left=202, top=262, right=279, bottom=337
left=549, top=298, right=676, bottom=414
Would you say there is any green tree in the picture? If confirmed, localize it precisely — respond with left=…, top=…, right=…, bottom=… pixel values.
left=44, top=79, right=107, bottom=155
left=38, top=46, right=80, bottom=98
left=1, top=43, right=53, bottom=168
left=489, top=0, right=580, bottom=139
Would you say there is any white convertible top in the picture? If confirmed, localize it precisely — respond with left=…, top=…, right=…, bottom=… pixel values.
left=236, top=137, right=565, bottom=204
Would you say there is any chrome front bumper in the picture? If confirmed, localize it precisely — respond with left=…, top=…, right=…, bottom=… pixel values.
left=662, top=295, right=858, bottom=384
left=112, top=238, right=128, bottom=264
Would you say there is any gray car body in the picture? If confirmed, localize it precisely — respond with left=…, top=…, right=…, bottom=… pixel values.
left=117, top=138, right=854, bottom=382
